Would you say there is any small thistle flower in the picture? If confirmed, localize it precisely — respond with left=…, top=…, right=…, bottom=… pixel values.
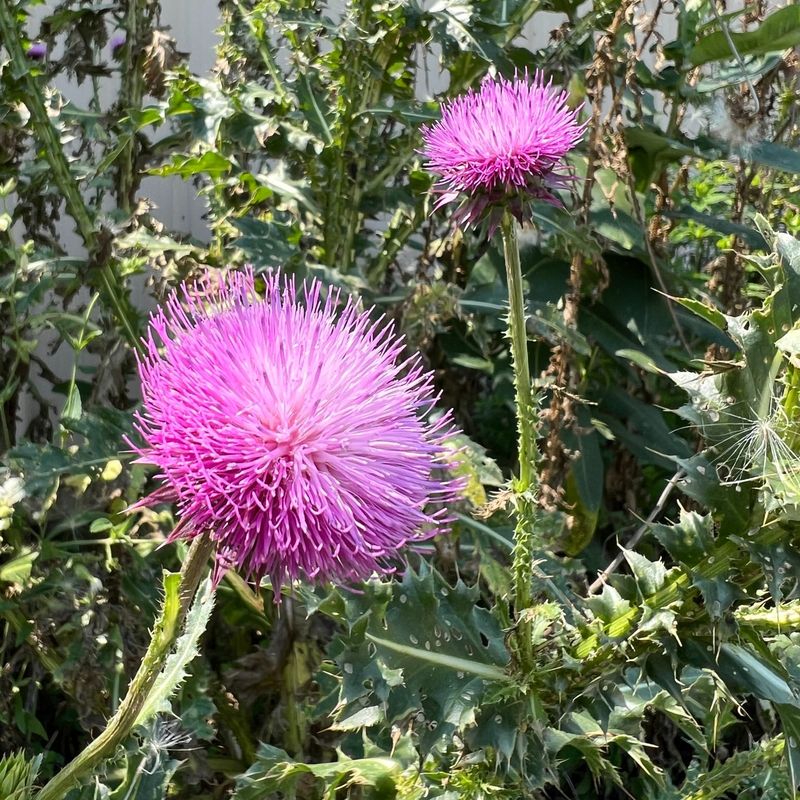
left=420, top=70, right=585, bottom=229
left=26, top=42, right=46, bottom=61
left=110, top=33, right=126, bottom=57
left=131, top=269, right=458, bottom=589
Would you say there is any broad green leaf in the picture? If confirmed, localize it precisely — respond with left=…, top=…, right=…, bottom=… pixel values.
left=717, top=643, right=799, bottom=706
left=0, top=548, right=37, bottom=584
left=740, top=141, right=800, bottom=176
left=331, top=566, right=510, bottom=753
left=689, top=6, right=800, bottom=65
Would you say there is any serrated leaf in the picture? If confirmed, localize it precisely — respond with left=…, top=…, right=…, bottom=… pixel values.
left=135, top=577, right=215, bottom=726
left=232, top=744, right=402, bottom=800
left=673, top=297, right=728, bottom=333
left=328, top=704, right=383, bottom=731
left=586, top=584, right=633, bottom=625
left=624, top=550, right=667, bottom=596
left=651, top=507, right=715, bottom=566
left=332, top=566, right=509, bottom=753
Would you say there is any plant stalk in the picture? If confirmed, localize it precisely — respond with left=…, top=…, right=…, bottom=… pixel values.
left=500, top=212, right=538, bottom=674
left=35, top=534, right=215, bottom=800
left=117, top=0, right=147, bottom=214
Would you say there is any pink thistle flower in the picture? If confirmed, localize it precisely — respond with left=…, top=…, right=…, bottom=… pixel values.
left=420, top=70, right=585, bottom=230
left=131, top=269, right=459, bottom=589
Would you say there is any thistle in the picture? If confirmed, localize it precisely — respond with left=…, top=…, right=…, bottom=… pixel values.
left=421, top=72, right=584, bottom=672
left=420, top=70, right=584, bottom=230
left=131, top=268, right=458, bottom=589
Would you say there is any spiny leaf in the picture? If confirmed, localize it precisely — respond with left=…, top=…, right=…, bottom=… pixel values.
left=135, top=577, right=215, bottom=726
left=232, top=744, right=404, bottom=800
left=331, top=565, right=510, bottom=753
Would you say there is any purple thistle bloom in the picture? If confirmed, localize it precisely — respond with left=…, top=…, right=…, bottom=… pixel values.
left=421, top=70, right=585, bottom=229
left=26, top=42, right=47, bottom=60
left=131, top=269, right=459, bottom=589
left=110, top=33, right=126, bottom=56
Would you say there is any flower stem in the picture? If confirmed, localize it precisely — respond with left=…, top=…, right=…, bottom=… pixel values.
left=500, top=212, right=539, bottom=674
left=35, top=534, right=214, bottom=800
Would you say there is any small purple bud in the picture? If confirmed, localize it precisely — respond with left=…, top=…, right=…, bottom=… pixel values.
left=26, top=42, right=47, bottom=61
left=110, top=33, right=126, bottom=57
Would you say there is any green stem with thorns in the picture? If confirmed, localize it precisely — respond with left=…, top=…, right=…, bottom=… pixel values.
left=500, top=212, right=540, bottom=675
left=35, top=535, right=214, bottom=800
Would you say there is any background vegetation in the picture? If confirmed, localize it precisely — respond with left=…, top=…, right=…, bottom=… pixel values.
left=2, top=0, right=800, bottom=797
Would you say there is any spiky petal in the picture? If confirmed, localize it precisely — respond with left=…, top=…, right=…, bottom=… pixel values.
left=420, top=70, right=585, bottom=229
left=131, top=269, right=458, bottom=589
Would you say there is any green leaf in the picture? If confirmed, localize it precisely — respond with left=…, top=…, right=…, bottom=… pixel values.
left=777, top=704, right=800, bottom=790
left=651, top=507, right=715, bottom=566
left=624, top=550, right=668, bottom=596
left=673, top=296, right=728, bottom=333
left=0, top=751, right=41, bottom=800
left=135, top=577, right=216, bottom=726
left=231, top=215, right=299, bottom=268
left=738, top=141, right=800, bottom=176
left=586, top=584, right=633, bottom=625
left=149, top=151, right=233, bottom=179
left=689, top=6, right=800, bottom=65
left=718, top=643, right=799, bottom=706
left=777, top=328, right=800, bottom=358
left=254, top=168, right=321, bottom=216
left=0, top=548, right=38, bottom=585
left=8, top=409, right=132, bottom=496
left=108, top=744, right=182, bottom=800
left=232, top=744, right=403, bottom=800
left=331, top=566, right=510, bottom=753
left=664, top=208, right=766, bottom=248
left=561, top=405, right=604, bottom=515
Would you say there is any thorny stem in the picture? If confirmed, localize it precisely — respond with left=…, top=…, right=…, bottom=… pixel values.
left=500, top=213, right=539, bottom=675
left=117, top=0, right=147, bottom=214
left=35, top=534, right=215, bottom=800
left=280, top=596, right=305, bottom=757
left=230, top=0, right=289, bottom=104
left=0, top=0, right=140, bottom=351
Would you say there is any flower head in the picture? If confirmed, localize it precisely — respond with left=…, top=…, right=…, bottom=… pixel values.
left=421, top=70, right=585, bottom=229
left=131, top=269, right=458, bottom=589
left=110, top=33, right=126, bottom=57
left=26, top=42, right=47, bottom=60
